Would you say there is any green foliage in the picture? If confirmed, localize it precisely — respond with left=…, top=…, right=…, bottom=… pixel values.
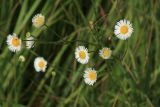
left=0, top=0, right=160, bottom=106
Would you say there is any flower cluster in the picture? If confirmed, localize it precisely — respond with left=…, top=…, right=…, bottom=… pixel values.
left=6, top=13, right=47, bottom=72
left=75, top=19, right=133, bottom=86
left=6, top=13, right=133, bottom=86
left=75, top=46, right=112, bottom=86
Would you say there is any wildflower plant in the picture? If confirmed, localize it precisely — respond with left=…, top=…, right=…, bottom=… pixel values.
left=1, top=0, right=157, bottom=106
left=5, top=14, right=133, bottom=87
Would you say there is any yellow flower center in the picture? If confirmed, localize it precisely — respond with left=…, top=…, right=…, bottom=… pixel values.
left=12, top=37, right=21, bottom=47
left=89, top=71, right=96, bottom=80
left=103, top=48, right=110, bottom=57
left=120, top=25, right=128, bottom=34
left=35, top=17, right=44, bottom=26
left=38, top=61, right=45, bottom=69
left=79, top=51, right=86, bottom=59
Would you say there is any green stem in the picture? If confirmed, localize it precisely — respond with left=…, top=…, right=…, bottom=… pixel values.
left=23, top=39, right=99, bottom=46
left=44, top=24, right=61, bottom=38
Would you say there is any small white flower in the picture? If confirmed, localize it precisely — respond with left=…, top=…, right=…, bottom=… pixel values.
left=99, top=47, right=112, bottom=59
left=75, top=46, right=89, bottom=64
left=19, top=55, right=25, bottom=62
left=32, top=13, right=45, bottom=28
left=6, top=33, right=22, bottom=52
left=26, top=36, right=35, bottom=49
left=34, top=57, right=47, bottom=72
left=84, top=68, right=97, bottom=85
left=114, top=19, right=133, bottom=40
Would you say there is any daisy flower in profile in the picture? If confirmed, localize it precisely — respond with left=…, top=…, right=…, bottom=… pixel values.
left=99, top=47, right=112, bottom=59
left=114, top=19, right=133, bottom=40
left=75, top=46, right=89, bottom=64
left=32, top=13, right=45, bottom=28
left=34, top=57, right=47, bottom=72
left=84, top=68, right=97, bottom=85
left=26, top=36, right=35, bottom=49
left=6, top=33, right=22, bottom=52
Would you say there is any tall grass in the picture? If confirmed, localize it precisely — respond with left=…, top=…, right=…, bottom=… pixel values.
left=0, top=0, right=160, bottom=106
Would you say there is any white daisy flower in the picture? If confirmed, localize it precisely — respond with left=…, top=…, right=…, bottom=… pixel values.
left=114, top=19, right=133, bottom=40
left=19, top=55, right=25, bottom=62
left=26, top=36, right=35, bottom=49
left=99, top=47, right=112, bottom=59
left=32, top=13, right=45, bottom=28
left=84, top=68, right=97, bottom=85
left=34, top=57, right=47, bottom=72
left=6, top=33, right=22, bottom=52
left=75, top=46, right=89, bottom=64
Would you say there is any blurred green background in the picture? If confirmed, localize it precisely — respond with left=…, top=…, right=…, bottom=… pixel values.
left=0, top=0, right=160, bottom=107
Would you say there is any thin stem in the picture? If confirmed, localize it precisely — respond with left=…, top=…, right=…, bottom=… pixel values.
left=121, top=40, right=129, bottom=60
left=112, top=55, right=138, bottom=84
left=22, top=39, right=37, bottom=41
left=29, top=50, right=39, bottom=57
left=88, top=26, right=99, bottom=44
left=44, top=24, right=61, bottom=38
left=94, top=14, right=107, bottom=25
left=23, top=39, right=99, bottom=46
left=88, top=50, right=97, bottom=53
